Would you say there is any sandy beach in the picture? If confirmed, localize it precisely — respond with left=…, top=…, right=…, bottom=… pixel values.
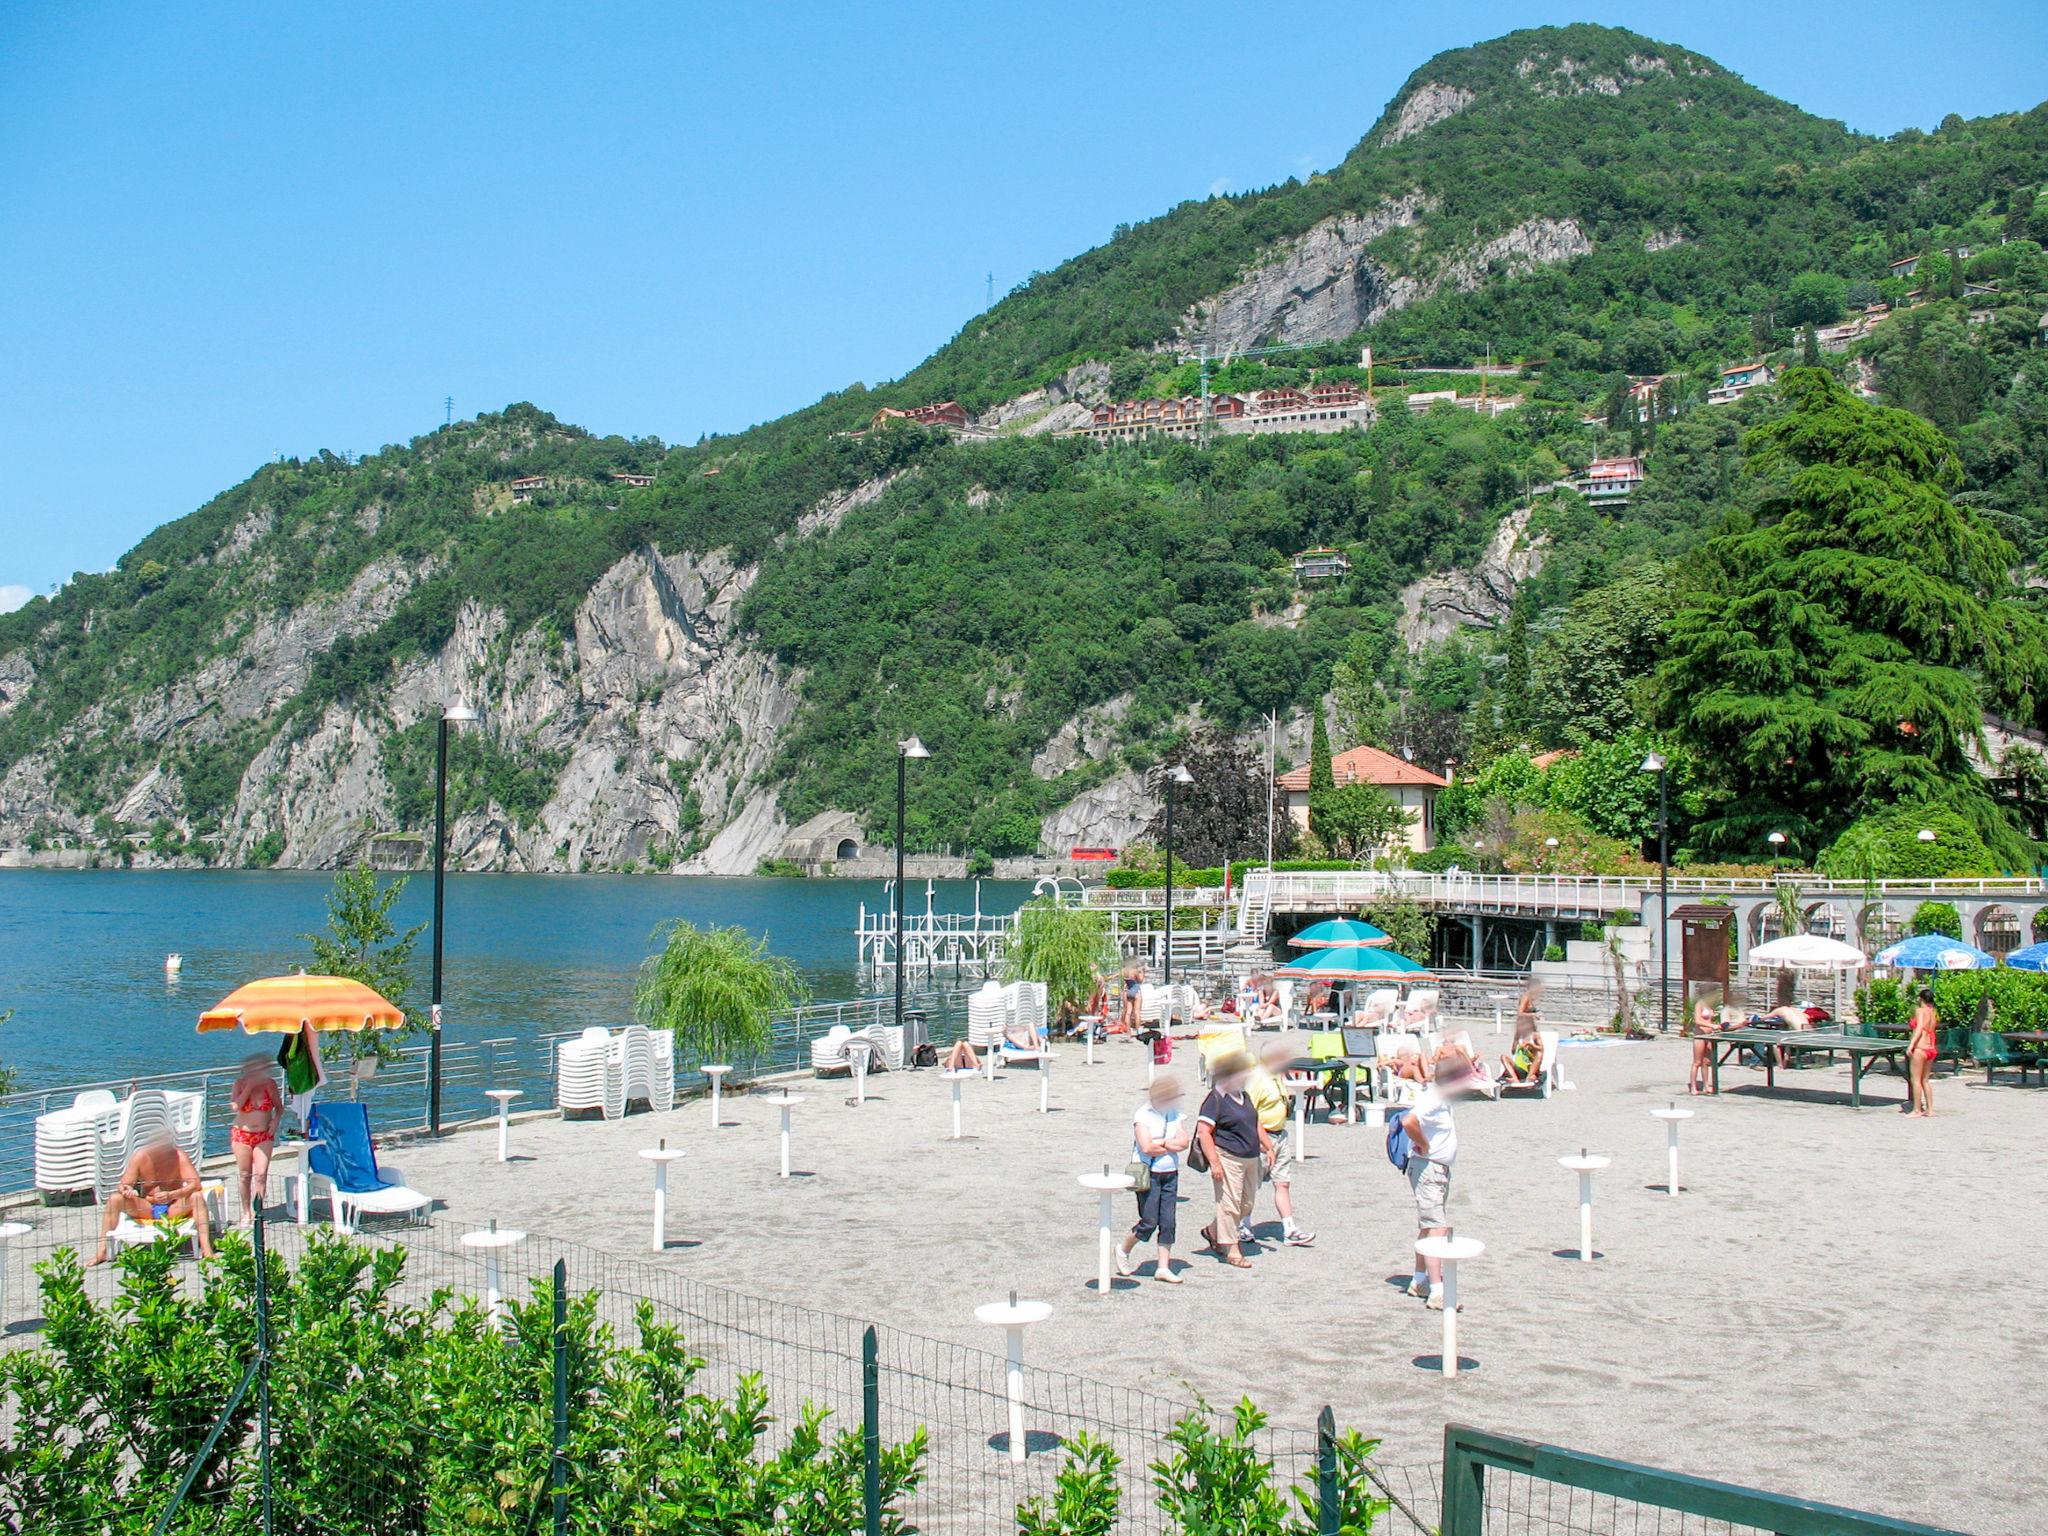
left=9, top=1028, right=2040, bottom=1533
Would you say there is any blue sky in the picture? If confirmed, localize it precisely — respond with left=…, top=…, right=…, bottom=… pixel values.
left=3, top=1, right=2045, bottom=607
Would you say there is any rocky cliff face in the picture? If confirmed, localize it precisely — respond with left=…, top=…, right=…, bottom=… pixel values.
left=1398, top=504, right=1548, bottom=650
left=1179, top=199, right=1590, bottom=354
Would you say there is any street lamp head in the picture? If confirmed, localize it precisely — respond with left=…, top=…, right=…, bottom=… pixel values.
left=899, top=736, right=930, bottom=760
left=1917, top=828, right=1937, bottom=843
left=1767, top=831, right=1786, bottom=847
left=1639, top=751, right=1666, bottom=774
left=1544, top=837, right=1559, bottom=848
left=443, top=704, right=479, bottom=724
left=1166, top=764, right=1194, bottom=786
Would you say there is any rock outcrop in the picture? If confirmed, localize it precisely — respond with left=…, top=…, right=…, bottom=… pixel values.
left=1398, top=505, right=1548, bottom=650
left=1180, top=202, right=1591, bottom=355
left=1381, top=83, right=1474, bottom=144
left=1039, top=769, right=1159, bottom=855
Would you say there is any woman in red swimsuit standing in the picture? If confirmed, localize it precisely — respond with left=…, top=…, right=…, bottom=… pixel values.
left=230, top=1051, right=283, bottom=1224
left=1906, top=987, right=1939, bottom=1119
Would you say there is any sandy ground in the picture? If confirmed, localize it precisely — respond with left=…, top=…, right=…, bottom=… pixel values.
left=8, top=1028, right=2042, bottom=1533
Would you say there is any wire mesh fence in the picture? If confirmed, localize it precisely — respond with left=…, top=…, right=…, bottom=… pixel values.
left=0, top=1207, right=1442, bottom=1536
left=1, top=1213, right=1960, bottom=1536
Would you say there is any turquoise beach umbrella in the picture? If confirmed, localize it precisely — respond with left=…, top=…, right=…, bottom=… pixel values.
left=1275, top=944, right=1433, bottom=981
left=1288, top=919, right=1392, bottom=949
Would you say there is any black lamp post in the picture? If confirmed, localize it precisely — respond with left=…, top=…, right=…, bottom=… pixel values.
left=894, top=736, right=929, bottom=1054
left=429, top=704, right=478, bottom=1136
left=1641, top=750, right=1669, bottom=1034
left=1162, top=764, right=1193, bottom=986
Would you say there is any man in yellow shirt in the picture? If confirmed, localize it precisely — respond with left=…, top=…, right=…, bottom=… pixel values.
left=1244, top=1040, right=1315, bottom=1246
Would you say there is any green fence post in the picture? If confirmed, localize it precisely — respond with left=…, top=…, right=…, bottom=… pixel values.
left=862, top=1325, right=883, bottom=1536
left=1441, top=1426, right=1484, bottom=1536
left=254, top=1207, right=274, bottom=1536
left=1316, top=1405, right=1339, bottom=1536
left=552, top=1258, right=568, bottom=1536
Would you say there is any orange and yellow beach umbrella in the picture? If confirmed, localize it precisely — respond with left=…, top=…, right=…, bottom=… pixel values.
left=197, top=974, right=406, bottom=1035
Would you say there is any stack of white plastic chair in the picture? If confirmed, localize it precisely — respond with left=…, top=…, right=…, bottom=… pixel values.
left=35, top=1089, right=117, bottom=1197
left=1002, top=980, right=1047, bottom=1040
left=853, top=1022, right=904, bottom=1070
left=557, top=1027, right=626, bottom=1119
left=95, top=1090, right=173, bottom=1201
left=810, top=1024, right=854, bottom=1075
left=967, top=982, right=1006, bottom=1052
left=615, top=1025, right=677, bottom=1112
left=1166, top=983, right=1199, bottom=1026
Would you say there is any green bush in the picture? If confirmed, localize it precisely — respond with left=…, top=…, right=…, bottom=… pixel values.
left=1911, top=901, right=1962, bottom=938
left=634, top=920, right=808, bottom=1063
left=0, top=1234, right=927, bottom=1535
left=1104, top=859, right=1355, bottom=890
left=1817, top=805, right=2001, bottom=880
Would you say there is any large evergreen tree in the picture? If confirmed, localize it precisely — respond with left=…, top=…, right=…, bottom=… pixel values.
left=1660, top=368, right=2046, bottom=859
left=1309, top=709, right=1334, bottom=794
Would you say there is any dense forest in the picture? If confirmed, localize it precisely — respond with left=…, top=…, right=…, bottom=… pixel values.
left=4, top=24, right=2048, bottom=874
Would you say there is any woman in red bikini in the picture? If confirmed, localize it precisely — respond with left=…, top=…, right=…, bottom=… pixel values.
left=1906, top=986, right=1939, bottom=1118
left=229, top=1052, right=283, bottom=1224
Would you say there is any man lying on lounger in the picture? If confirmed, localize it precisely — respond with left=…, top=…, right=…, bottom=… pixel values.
left=88, top=1130, right=214, bottom=1266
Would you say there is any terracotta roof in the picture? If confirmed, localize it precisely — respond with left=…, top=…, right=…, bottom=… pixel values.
left=1277, top=744, right=1449, bottom=792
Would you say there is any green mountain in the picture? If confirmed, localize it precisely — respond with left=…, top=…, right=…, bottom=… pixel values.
left=4, top=23, right=2047, bottom=873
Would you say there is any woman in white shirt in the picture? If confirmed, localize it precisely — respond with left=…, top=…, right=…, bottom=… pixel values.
left=1117, top=1075, right=1189, bottom=1284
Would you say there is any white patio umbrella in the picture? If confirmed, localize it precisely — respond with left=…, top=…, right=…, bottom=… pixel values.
left=1747, top=934, right=1868, bottom=970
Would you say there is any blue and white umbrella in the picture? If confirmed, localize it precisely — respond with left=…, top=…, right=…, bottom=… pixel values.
left=2001, top=940, right=2048, bottom=972
left=1873, top=933, right=1998, bottom=970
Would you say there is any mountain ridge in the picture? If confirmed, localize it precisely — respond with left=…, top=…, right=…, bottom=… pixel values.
left=5, top=23, right=2048, bottom=873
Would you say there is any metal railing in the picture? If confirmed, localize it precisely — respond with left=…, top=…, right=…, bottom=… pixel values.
left=1, top=987, right=979, bottom=1203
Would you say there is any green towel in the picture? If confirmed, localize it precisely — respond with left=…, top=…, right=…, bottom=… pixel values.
left=278, top=1030, right=320, bottom=1096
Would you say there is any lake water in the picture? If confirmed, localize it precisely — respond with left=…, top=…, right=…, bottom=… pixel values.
left=0, top=870, right=1032, bottom=1091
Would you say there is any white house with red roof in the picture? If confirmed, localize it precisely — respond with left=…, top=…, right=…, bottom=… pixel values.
left=1275, top=744, right=1449, bottom=852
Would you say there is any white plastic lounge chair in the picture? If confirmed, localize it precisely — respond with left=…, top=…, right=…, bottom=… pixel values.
left=106, top=1181, right=227, bottom=1259
left=616, top=1024, right=676, bottom=1111
left=304, top=1104, right=433, bottom=1232
left=1402, top=989, right=1440, bottom=1032
left=811, top=1024, right=855, bottom=1076
left=1500, top=1028, right=1564, bottom=1099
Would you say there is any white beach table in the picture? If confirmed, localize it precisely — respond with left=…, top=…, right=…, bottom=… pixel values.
left=1008, top=1050, right=1057, bottom=1113
left=1077, top=1168, right=1135, bottom=1295
left=485, top=1089, right=522, bottom=1163
left=1651, top=1104, right=1694, bottom=1196
left=460, top=1226, right=527, bottom=1326
left=638, top=1143, right=687, bottom=1251
left=1414, top=1234, right=1484, bottom=1378
left=1559, top=1151, right=1612, bottom=1261
left=762, top=1093, right=804, bottom=1177
left=975, top=1294, right=1053, bottom=1462
left=703, top=1064, right=732, bottom=1128
left=844, top=1037, right=879, bottom=1106
left=0, top=1221, right=30, bottom=1329
left=1283, top=1074, right=1313, bottom=1159
left=941, top=1068, right=977, bottom=1140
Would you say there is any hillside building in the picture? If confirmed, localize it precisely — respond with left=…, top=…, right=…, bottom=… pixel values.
left=1569, top=455, right=1646, bottom=506
left=1067, top=385, right=1369, bottom=442
left=1291, top=548, right=1351, bottom=582
left=1888, top=255, right=1921, bottom=279
left=611, top=472, right=656, bottom=488
left=1707, top=360, right=1776, bottom=406
left=1276, top=744, right=1447, bottom=853
left=509, top=475, right=547, bottom=503
left=1406, top=389, right=1522, bottom=418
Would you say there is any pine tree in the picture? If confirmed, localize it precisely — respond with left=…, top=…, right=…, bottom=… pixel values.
left=1498, top=600, right=1533, bottom=741
left=1947, top=248, right=1966, bottom=300
left=1309, top=708, right=1334, bottom=794
left=1660, top=368, right=2048, bottom=857
left=1801, top=323, right=1821, bottom=366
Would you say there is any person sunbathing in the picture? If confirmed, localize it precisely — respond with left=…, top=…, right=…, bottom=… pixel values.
left=1499, top=1021, right=1546, bottom=1088
left=89, top=1131, right=213, bottom=1266
left=941, top=1039, right=981, bottom=1072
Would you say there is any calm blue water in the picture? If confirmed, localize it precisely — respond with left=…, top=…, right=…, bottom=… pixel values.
left=0, top=871, right=1030, bottom=1091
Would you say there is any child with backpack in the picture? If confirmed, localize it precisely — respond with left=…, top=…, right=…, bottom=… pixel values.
left=1390, top=1057, right=1476, bottom=1310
